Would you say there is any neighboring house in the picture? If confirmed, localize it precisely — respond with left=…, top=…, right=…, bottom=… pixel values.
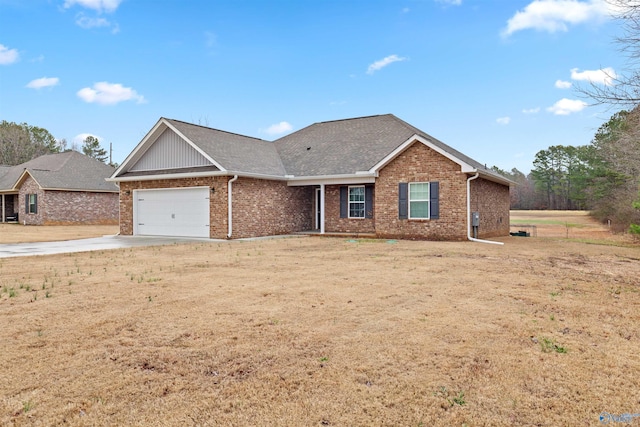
left=109, top=114, right=512, bottom=241
left=0, top=151, right=119, bottom=225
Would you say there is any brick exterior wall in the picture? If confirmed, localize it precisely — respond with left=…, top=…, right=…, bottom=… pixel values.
left=373, top=141, right=470, bottom=240
left=470, top=177, right=511, bottom=238
left=42, top=191, right=118, bottom=225
left=16, top=176, right=118, bottom=225
left=119, top=176, right=312, bottom=239
left=324, top=185, right=376, bottom=234
left=117, top=141, right=509, bottom=241
left=19, top=176, right=45, bottom=225
left=231, top=177, right=313, bottom=238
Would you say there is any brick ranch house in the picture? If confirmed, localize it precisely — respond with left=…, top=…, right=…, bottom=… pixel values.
left=0, top=151, right=119, bottom=225
left=109, top=114, right=512, bottom=241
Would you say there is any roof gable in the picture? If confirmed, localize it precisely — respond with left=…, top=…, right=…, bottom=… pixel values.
left=113, top=118, right=286, bottom=179
left=129, top=128, right=214, bottom=172
left=0, top=151, right=118, bottom=192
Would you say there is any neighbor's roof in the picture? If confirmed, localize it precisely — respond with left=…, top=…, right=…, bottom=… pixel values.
left=0, top=151, right=118, bottom=192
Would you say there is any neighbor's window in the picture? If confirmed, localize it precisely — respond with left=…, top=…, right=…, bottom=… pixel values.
left=348, top=186, right=365, bottom=218
left=409, top=182, right=429, bottom=219
left=27, top=194, right=37, bottom=214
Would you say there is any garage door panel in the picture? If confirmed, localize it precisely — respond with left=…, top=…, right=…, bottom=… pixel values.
left=134, top=187, right=210, bottom=238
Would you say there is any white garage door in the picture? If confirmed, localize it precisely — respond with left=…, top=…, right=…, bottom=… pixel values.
left=134, top=187, right=210, bottom=238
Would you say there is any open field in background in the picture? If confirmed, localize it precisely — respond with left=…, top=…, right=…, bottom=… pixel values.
left=1, top=213, right=639, bottom=426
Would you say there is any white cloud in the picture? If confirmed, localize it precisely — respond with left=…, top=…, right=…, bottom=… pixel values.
left=367, top=54, right=407, bottom=75
left=522, top=107, right=541, bottom=114
left=496, top=117, right=511, bottom=125
left=502, top=0, right=610, bottom=37
left=77, top=82, right=146, bottom=105
left=26, top=77, right=60, bottom=89
left=73, top=133, right=102, bottom=146
left=76, top=15, right=110, bottom=29
left=555, top=79, right=572, bottom=89
left=401, top=7, right=410, bottom=13
left=570, top=67, right=616, bottom=85
left=64, top=0, right=122, bottom=13
left=0, top=44, right=19, bottom=65
left=263, top=121, right=293, bottom=136
left=436, top=0, right=462, bottom=5
left=547, top=98, right=587, bottom=115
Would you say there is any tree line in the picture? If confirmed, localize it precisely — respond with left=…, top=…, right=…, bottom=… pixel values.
left=494, top=108, right=640, bottom=233
left=0, top=120, right=111, bottom=166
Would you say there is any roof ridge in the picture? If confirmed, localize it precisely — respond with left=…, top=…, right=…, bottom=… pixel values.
left=313, top=113, right=392, bottom=126
left=164, top=117, right=269, bottom=143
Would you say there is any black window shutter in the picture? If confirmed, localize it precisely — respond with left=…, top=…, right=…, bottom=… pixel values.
left=430, top=182, right=439, bottom=219
left=25, top=195, right=29, bottom=214
left=398, top=183, right=408, bottom=219
left=33, top=194, right=37, bottom=214
left=339, top=186, right=347, bottom=218
left=365, top=185, right=373, bottom=219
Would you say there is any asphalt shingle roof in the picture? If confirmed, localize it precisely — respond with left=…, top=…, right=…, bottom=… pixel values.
left=0, top=151, right=118, bottom=192
left=166, top=119, right=286, bottom=176
left=115, top=114, right=510, bottom=185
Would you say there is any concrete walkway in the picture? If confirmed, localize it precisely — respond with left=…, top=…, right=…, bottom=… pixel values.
left=0, top=235, right=221, bottom=258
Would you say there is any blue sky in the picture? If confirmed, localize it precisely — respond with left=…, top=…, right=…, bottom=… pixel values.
left=0, top=0, right=627, bottom=172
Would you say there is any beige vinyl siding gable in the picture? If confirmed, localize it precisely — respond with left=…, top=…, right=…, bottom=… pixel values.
left=130, top=129, right=213, bottom=172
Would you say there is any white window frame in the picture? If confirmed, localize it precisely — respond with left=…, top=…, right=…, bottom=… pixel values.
left=348, top=185, right=365, bottom=219
left=408, top=182, right=430, bottom=219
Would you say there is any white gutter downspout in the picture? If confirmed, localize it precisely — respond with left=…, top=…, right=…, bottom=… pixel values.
left=227, top=175, right=239, bottom=238
left=467, top=173, right=504, bottom=245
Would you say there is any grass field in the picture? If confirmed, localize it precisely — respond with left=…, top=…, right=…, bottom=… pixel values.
left=0, top=212, right=639, bottom=426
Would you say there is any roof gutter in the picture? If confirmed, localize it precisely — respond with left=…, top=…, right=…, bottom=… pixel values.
left=467, top=173, right=504, bottom=245
left=227, top=175, right=238, bottom=238
left=107, top=170, right=287, bottom=183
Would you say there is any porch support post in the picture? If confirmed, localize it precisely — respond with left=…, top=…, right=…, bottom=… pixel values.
left=1, top=194, right=4, bottom=223
left=320, top=184, right=325, bottom=234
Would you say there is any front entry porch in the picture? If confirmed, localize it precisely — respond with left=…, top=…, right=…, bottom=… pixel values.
left=1, top=193, right=19, bottom=223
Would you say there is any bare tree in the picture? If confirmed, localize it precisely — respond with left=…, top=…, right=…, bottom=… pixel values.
left=0, top=121, right=59, bottom=165
left=579, top=1, right=640, bottom=106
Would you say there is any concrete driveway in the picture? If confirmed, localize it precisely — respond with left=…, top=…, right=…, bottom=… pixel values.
left=0, top=235, right=220, bottom=258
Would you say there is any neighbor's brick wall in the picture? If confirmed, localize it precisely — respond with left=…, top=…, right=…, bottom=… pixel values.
left=470, top=177, right=510, bottom=238
left=119, top=176, right=229, bottom=238
left=43, top=191, right=118, bottom=225
left=324, top=185, right=376, bottom=234
left=374, top=141, right=469, bottom=240
left=19, top=176, right=45, bottom=226
left=231, top=177, right=313, bottom=238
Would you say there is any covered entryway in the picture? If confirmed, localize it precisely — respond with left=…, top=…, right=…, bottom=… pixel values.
left=1, top=194, right=18, bottom=223
left=133, top=187, right=210, bottom=238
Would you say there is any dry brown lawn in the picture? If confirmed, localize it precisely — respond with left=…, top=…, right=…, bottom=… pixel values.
left=0, top=224, right=119, bottom=244
left=1, top=213, right=639, bottom=426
